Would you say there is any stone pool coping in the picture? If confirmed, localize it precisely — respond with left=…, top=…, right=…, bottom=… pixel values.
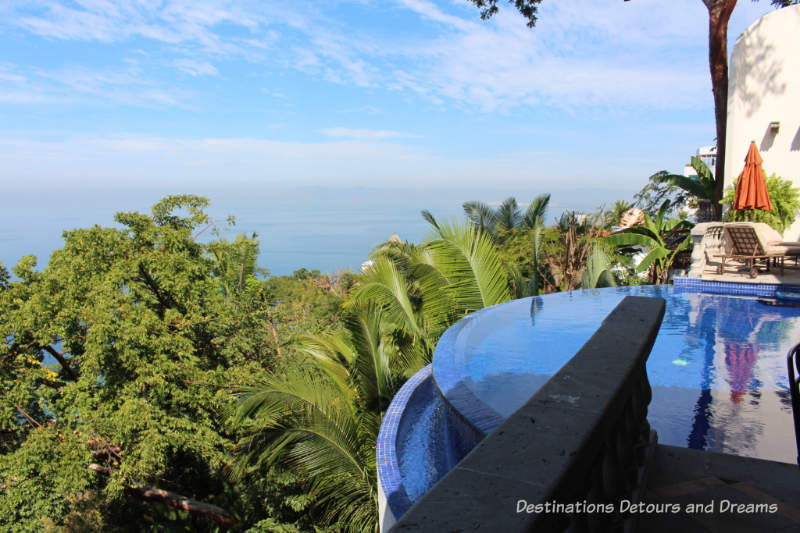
left=390, top=296, right=665, bottom=532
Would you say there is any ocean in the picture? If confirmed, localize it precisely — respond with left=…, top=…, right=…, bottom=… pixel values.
left=2, top=185, right=633, bottom=277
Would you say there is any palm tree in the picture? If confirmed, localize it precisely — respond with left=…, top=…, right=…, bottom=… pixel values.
left=522, top=193, right=551, bottom=229
left=231, top=304, right=407, bottom=533
left=604, top=200, right=694, bottom=284
left=541, top=212, right=613, bottom=292
left=654, top=156, right=715, bottom=203
left=462, top=194, right=551, bottom=235
left=495, top=197, right=522, bottom=231
left=462, top=200, right=499, bottom=234
left=603, top=200, right=633, bottom=229
left=232, top=220, right=515, bottom=532
left=359, top=220, right=513, bottom=349
left=651, top=156, right=716, bottom=221
left=232, top=211, right=620, bottom=531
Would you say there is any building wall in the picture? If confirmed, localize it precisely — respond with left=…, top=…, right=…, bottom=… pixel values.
left=726, top=5, right=800, bottom=239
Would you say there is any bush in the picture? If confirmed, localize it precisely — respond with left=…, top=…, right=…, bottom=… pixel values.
left=721, top=173, right=800, bottom=233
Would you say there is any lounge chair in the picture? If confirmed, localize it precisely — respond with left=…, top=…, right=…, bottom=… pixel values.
left=787, top=342, right=800, bottom=466
left=714, top=223, right=800, bottom=278
left=702, top=224, right=727, bottom=273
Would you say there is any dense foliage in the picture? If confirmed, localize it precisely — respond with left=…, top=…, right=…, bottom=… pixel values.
left=605, top=200, right=693, bottom=284
left=721, top=173, right=800, bottom=233
left=2, top=189, right=694, bottom=531
left=0, top=196, right=342, bottom=532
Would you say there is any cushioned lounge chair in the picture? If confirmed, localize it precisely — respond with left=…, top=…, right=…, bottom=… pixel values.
left=714, top=223, right=800, bottom=278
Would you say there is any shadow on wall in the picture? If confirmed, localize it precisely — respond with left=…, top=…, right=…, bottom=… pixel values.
left=760, top=124, right=776, bottom=152
left=792, top=126, right=800, bottom=152
left=732, top=17, right=786, bottom=120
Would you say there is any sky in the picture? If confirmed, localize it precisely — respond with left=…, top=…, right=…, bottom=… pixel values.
left=0, top=0, right=780, bottom=197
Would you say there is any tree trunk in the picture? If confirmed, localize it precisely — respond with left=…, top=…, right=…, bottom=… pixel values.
left=88, top=464, right=238, bottom=528
left=34, top=341, right=78, bottom=381
left=706, top=0, right=738, bottom=220
left=125, top=486, right=238, bottom=529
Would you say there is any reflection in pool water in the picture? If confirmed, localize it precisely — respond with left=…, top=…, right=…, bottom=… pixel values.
left=387, top=286, right=799, bottom=521
left=433, top=286, right=798, bottom=464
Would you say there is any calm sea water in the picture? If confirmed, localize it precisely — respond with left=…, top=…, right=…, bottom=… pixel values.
left=2, top=185, right=630, bottom=276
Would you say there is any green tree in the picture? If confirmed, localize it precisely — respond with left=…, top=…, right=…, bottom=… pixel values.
left=604, top=200, right=694, bottom=284
left=232, top=304, right=411, bottom=533
left=650, top=156, right=717, bottom=221
left=653, top=156, right=716, bottom=203
left=462, top=194, right=550, bottom=237
left=542, top=212, right=615, bottom=292
left=467, top=0, right=798, bottom=220
left=602, top=200, right=634, bottom=229
left=362, top=220, right=514, bottom=346
left=0, top=195, right=313, bottom=531
left=634, top=171, right=693, bottom=219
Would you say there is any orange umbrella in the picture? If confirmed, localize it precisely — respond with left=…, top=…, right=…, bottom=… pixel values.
left=724, top=342, right=756, bottom=404
left=733, top=141, right=772, bottom=211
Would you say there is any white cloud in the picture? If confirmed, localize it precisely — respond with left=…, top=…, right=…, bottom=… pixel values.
left=0, top=60, right=191, bottom=107
left=174, top=58, right=218, bottom=76
left=0, top=64, right=27, bottom=83
left=395, top=0, right=474, bottom=31
left=320, top=128, right=421, bottom=140
left=0, top=0, right=777, bottom=111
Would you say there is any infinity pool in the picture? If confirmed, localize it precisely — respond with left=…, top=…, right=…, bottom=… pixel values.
left=380, top=285, right=800, bottom=522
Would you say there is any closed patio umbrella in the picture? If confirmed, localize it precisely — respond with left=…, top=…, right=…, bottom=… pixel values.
left=734, top=141, right=772, bottom=213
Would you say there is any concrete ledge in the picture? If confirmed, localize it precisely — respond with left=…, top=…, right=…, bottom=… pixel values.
left=390, top=296, right=666, bottom=532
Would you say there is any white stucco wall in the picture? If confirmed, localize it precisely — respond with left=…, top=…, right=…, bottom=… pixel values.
left=726, top=5, right=800, bottom=239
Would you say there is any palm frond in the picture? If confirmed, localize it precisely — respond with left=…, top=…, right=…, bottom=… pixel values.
left=232, top=371, right=377, bottom=532
left=294, top=331, right=357, bottom=397
left=420, top=209, right=441, bottom=232
left=654, top=172, right=712, bottom=200
left=344, top=305, right=396, bottom=413
left=603, top=231, right=660, bottom=249
left=408, top=260, right=455, bottom=341
left=496, top=197, right=521, bottom=230
left=462, top=201, right=498, bottom=234
left=528, top=219, right=544, bottom=296
left=581, top=245, right=617, bottom=289
left=690, top=156, right=716, bottom=191
left=350, top=256, right=424, bottom=339
left=655, top=200, right=671, bottom=229
left=637, top=247, right=670, bottom=273
left=425, top=221, right=511, bottom=314
left=522, top=193, right=551, bottom=229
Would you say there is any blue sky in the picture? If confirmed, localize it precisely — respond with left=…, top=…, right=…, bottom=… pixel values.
left=0, top=0, right=778, bottom=195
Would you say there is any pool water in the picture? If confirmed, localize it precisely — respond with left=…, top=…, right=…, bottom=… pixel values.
left=385, top=285, right=799, bottom=522
left=433, top=285, right=799, bottom=463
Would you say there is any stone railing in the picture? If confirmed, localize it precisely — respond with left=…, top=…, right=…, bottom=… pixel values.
left=389, top=296, right=665, bottom=533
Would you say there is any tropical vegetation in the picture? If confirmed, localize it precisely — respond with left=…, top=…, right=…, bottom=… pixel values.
left=2, top=187, right=696, bottom=531
left=604, top=200, right=694, bottom=284
left=720, top=173, right=800, bottom=232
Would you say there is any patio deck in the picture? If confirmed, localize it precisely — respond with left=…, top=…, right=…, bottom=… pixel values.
left=697, top=263, right=800, bottom=285
left=640, top=444, right=800, bottom=532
